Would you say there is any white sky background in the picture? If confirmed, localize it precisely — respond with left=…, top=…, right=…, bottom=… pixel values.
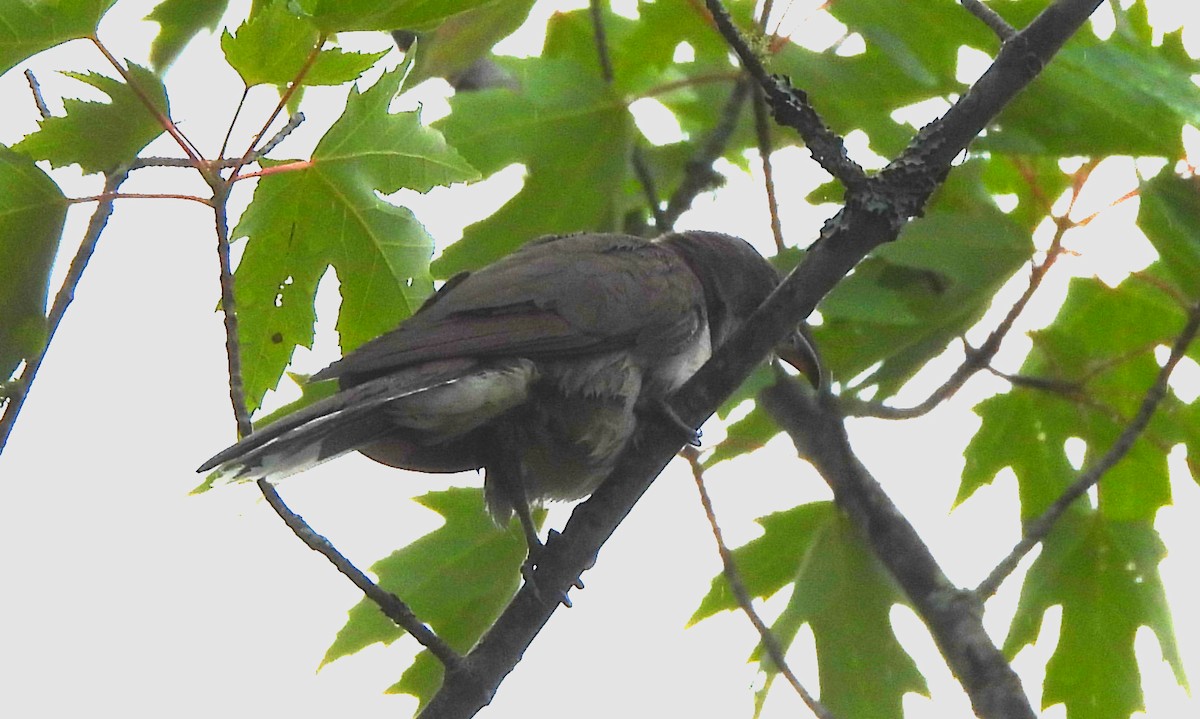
left=1, top=1, right=1199, bottom=717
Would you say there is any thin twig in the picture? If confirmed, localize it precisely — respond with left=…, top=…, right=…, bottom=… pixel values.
left=703, top=0, right=865, bottom=189
left=975, top=300, right=1200, bottom=599
left=683, top=448, right=834, bottom=719
left=257, top=479, right=463, bottom=668
left=961, top=0, right=1017, bottom=40
left=219, top=86, right=252, bottom=160
left=257, top=112, right=306, bottom=156
left=24, top=69, right=50, bottom=118
left=842, top=235, right=1067, bottom=418
left=631, top=145, right=669, bottom=231
left=69, top=192, right=212, bottom=205
left=752, top=89, right=786, bottom=252
left=0, top=167, right=131, bottom=454
left=589, top=0, right=614, bottom=83
left=91, top=36, right=203, bottom=165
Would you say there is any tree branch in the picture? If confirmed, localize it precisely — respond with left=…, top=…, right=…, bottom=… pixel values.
left=703, top=0, right=866, bottom=189
left=419, top=2, right=1104, bottom=716
left=208, top=171, right=456, bottom=666
left=759, top=379, right=1035, bottom=719
left=0, top=168, right=131, bottom=454
left=975, top=300, right=1200, bottom=599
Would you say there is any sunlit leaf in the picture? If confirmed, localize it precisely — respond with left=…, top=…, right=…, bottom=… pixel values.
left=12, top=63, right=168, bottom=174
left=231, top=68, right=477, bottom=413
left=0, top=147, right=67, bottom=382
left=0, top=0, right=116, bottom=75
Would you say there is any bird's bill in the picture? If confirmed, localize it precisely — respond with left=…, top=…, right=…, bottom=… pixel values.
left=776, top=327, right=824, bottom=389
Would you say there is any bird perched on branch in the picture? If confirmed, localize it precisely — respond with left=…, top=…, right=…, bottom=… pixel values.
left=199, top=231, right=820, bottom=552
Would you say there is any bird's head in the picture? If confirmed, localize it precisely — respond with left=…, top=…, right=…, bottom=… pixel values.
left=658, top=231, right=823, bottom=389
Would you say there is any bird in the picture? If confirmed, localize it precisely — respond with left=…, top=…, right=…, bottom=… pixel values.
left=198, top=230, right=820, bottom=553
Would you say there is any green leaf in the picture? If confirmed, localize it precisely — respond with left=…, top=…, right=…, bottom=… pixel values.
left=293, top=0, right=496, bottom=33
left=12, top=63, right=168, bottom=174
left=322, top=488, right=536, bottom=710
left=703, top=404, right=778, bottom=468
left=0, top=0, right=116, bottom=75
left=221, top=0, right=385, bottom=87
left=692, top=503, right=926, bottom=718
left=814, top=163, right=1032, bottom=397
left=431, top=57, right=632, bottom=276
left=405, top=0, right=535, bottom=87
left=306, top=47, right=388, bottom=86
left=221, top=0, right=317, bottom=87
left=1139, top=172, right=1200, bottom=300
left=1004, top=512, right=1187, bottom=718
left=231, top=68, right=478, bottom=413
left=959, top=276, right=1186, bottom=520
left=0, top=147, right=67, bottom=382
left=146, top=0, right=228, bottom=70
left=983, top=1, right=1200, bottom=157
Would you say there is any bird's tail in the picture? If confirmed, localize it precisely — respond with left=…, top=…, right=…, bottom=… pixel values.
left=196, top=359, right=480, bottom=483
left=196, top=357, right=538, bottom=485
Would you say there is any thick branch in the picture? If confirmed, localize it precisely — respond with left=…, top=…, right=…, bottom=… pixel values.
left=420, top=1, right=1103, bottom=716
left=761, top=379, right=1034, bottom=719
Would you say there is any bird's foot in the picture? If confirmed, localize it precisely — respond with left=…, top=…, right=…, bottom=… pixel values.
left=645, top=399, right=702, bottom=446
left=521, top=529, right=584, bottom=608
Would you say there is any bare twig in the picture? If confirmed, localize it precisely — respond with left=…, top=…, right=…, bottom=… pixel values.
left=257, top=479, right=462, bottom=667
left=842, top=235, right=1067, bottom=419
left=752, top=89, right=786, bottom=252
left=0, top=168, right=131, bottom=454
left=631, top=145, right=669, bottom=231
left=961, top=0, right=1017, bottom=40
left=589, top=0, right=614, bottom=83
left=683, top=448, right=833, bottom=719
left=975, top=301, right=1200, bottom=599
left=91, top=36, right=203, bottom=165
left=703, top=0, right=866, bottom=189
left=68, top=191, right=212, bottom=205
left=24, top=69, right=50, bottom=118
left=256, top=112, right=306, bottom=156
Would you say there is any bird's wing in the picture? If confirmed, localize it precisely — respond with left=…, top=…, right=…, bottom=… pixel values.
left=313, top=233, right=706, bottom=383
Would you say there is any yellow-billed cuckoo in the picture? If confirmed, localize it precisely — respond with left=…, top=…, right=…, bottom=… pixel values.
left=198, top=231, right=819, bottom=548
